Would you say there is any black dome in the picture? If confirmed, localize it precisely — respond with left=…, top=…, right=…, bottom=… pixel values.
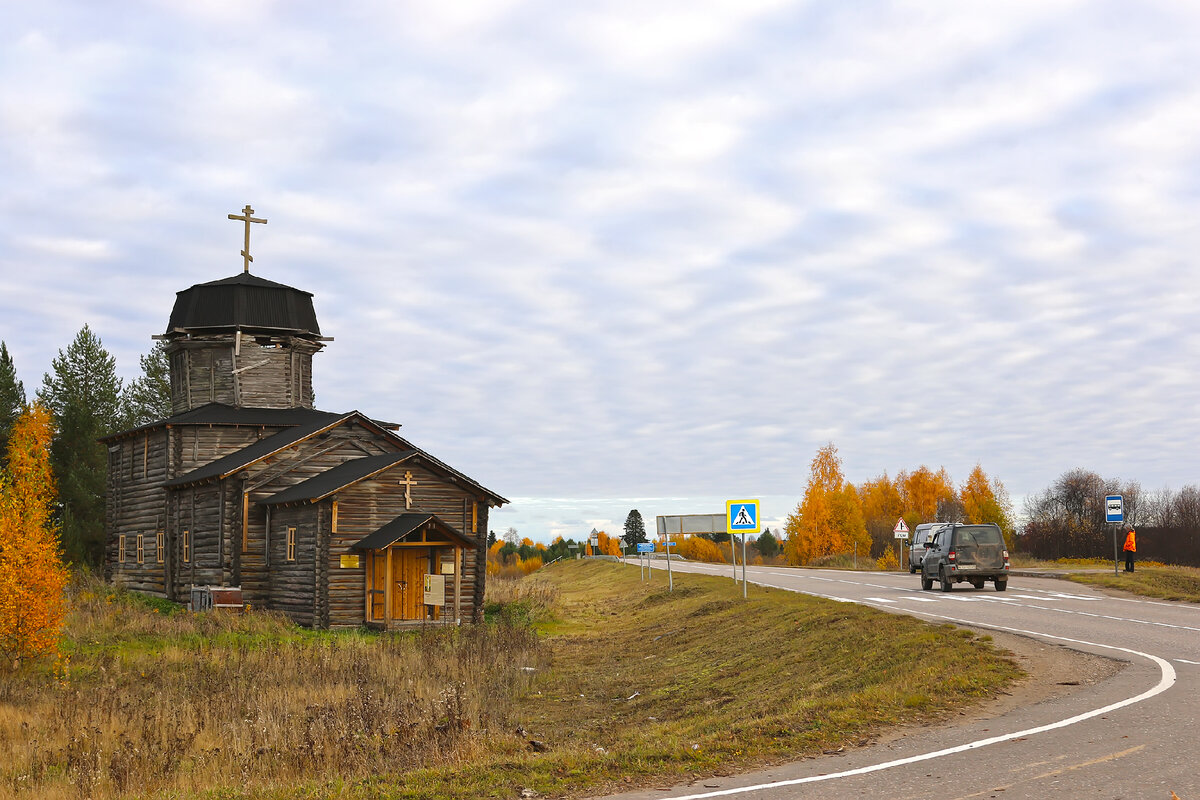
left=166, top=273, right=321, bottom=337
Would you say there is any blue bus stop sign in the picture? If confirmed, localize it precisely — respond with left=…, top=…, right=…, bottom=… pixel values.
left=1105, top=495, right=1124, bottom=524
left=636, top=542, right=654, bottom=553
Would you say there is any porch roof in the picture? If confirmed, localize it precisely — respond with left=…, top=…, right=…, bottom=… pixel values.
left=351, top=513, right=474, bottom=551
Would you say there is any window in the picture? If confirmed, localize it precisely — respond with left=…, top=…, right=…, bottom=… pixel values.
left=118, top=534, right=126, bottom=564
left=136, top=534, right=145, bottom=564
left=156, top=531, right=165, bottom=563
left=287, top=527, right=297, bottom=561
left=183, top=530, right=190, bottom=563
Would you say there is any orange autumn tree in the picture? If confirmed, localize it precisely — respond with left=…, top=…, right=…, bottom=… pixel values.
left=960, top=464, right=1013, bottom=533
left=595, top=531, right=622, bottom=556
left=675, top=535, right=726, bottom=563
left=0, top=403, right=68, bottom=666
left=897, top=465, right=956, bottom=531
left=784, top=443, right=869, bottom=565
left=859, top=472, right=904, bottom=557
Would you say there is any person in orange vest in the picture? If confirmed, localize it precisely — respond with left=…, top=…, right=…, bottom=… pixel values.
left=1123, top=526, right=1136, bottom=573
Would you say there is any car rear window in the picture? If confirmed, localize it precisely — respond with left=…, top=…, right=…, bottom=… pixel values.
left=954, top=526, right=1003, bottom=546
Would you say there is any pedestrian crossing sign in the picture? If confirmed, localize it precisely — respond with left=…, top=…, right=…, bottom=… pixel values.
left=726, top=499, right=760, bottom=534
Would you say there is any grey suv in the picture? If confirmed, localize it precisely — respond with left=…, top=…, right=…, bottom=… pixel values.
left=908, top=523, right=946, bottom=573
left=919, top=523, right=1009, bottom=592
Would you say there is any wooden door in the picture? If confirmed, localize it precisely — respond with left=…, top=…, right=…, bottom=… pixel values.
left=390, top=548, right=429, bottom=620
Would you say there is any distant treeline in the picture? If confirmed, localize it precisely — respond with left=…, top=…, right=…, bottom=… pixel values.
left=1020, top=468, right=1200, bottom=566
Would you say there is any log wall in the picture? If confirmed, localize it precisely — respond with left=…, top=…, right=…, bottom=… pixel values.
left=266, top=505, right=317, bottom=627
left=106, top=412, right=498, bottom=627
left=106, top=430, right=170, bottom=596
left=234, top=421, right=392, bottom=610
left=327, top=461, right=487, bottom=629
left=168, top=335, right=318, bottom=413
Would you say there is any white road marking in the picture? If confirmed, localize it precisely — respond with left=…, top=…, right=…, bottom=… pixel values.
left=659, top=618, right=1176, bottom=800
left=864, top=597, right=896, bottom=604
left=1175, top=659, right=1200, bottom=665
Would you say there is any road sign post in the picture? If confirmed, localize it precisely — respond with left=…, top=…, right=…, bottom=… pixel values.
left=893, top=518, right=909, bottom=570
left=1107, top=495, right=1124, bottom=576
left=727, top=500, right=760, bottom=599
left=660, top=539, right=677, bottom=591
left=636, top=541, right=654, bottom=581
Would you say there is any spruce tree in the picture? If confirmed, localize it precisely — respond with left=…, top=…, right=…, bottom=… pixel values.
left=120, top=341, right=172, bottom=428
left=38, top=325, right=123, bottom=566
left=755, top=528, right=780, bottom=558
left=0, top=342, right=26, bottom=460
left=622, top=509, right=648, bottom=547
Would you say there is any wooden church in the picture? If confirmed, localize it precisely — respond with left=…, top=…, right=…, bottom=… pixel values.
left=102, top=207, right=506, bottom=628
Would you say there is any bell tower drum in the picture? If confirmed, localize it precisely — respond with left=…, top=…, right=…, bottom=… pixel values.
left=160, top=206, right=330, bottom=413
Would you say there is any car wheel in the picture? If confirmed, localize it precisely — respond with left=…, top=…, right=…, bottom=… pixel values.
left=970, top=579, right=984, bottom=589
left=921, top=574, right=933, bottom=591
left=995, top=579, right=1007, bottom=592
left=940, top=568, right=953, bottom=592
left=909, top=565, right=918, bottom=574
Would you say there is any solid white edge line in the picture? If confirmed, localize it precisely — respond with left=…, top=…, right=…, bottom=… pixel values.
left=654, top=596, right=1176, bottom=799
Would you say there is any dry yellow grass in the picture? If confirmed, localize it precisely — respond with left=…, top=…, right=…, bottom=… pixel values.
left=0, top=574, right=546, bottom=799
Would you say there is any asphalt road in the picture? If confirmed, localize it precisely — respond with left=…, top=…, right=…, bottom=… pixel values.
left=600, top=560, right=1198, bottom=800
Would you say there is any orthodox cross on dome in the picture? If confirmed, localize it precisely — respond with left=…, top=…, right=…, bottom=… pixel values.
left=398, top=471, right=416, bottom=509
left=227, top=204, right=268, bottom=273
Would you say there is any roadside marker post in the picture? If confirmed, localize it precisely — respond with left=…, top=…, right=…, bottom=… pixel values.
left=636, top=541, right=654, bottom=581
left=727, top=500, right=760, bottom=599
left=660, top=538, right=677, bottom=591
left=1106, top=495, right=1124, bottom=576
left=893, top=518, right=910, bottom=571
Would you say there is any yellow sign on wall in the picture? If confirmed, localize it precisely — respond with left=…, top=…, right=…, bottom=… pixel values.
left=339, top=554, right=361, bottom=569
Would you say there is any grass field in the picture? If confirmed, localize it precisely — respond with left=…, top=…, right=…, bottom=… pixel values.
left=1006, top=554, right=1200, bottom=603
left=1063, top=564, right=1200, bottom=602
left=0, top=563, right=1023, bottom=799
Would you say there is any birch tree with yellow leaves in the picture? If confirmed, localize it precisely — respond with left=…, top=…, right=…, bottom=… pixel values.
left=960, top=464, right=1014, bottom=533
left=0, top=403, right=68, bottom=667
left=784, top=443, right=870, bottom=565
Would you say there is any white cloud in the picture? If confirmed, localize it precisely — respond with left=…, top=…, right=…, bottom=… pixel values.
left=2, top=0, right=1200, bottom=540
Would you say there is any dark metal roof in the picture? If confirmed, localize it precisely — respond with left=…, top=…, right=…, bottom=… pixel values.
left=164, top=412, right=357, bottom=487
left=102, top=402, right=344, bottom=442
left=104, top=402, right=506, bottom=507
left=166, top=272, right=321, bottom=337
left=351, top=513, right=474, bottom=551
left=260, top=451, right=416, bottom=505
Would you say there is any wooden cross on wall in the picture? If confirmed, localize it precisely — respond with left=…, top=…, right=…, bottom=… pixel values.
left=399, top=471, right=416, bottom=509
left=227, top=204, right=267, bottom=273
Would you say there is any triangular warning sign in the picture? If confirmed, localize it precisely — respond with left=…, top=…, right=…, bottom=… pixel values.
left=893, top=518, right=909, bottom=534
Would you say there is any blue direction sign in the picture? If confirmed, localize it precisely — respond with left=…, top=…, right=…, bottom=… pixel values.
left=1105, top=495, right=1124, bottom=524
left=636, top=542, right=654, bottom=553
left=726, top=499, right=760, bottom=534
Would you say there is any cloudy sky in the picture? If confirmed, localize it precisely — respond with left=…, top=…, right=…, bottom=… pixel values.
left=2, top=1, right=1199, bottom=541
